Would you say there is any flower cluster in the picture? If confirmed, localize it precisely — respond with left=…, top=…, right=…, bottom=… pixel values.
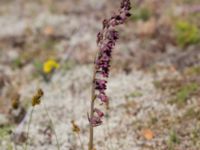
left=90, top=0, right=131, bottom=127
left=88, top=108, right=104, bottom=127
left=43, top=59, right=60, bottom=74
left=32, top=88, right=44, bottom=107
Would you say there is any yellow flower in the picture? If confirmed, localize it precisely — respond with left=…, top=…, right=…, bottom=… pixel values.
left=43, top=59, right=60, bottom=74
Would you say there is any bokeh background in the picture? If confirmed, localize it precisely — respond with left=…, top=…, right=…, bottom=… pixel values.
left=0, top=0, right=200, bottom=149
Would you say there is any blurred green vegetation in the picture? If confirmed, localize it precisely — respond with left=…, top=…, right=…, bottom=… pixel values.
left=185, top=66, right=200, bottom=76
left=0, top=125, right=13, bottom=140
left=191, top=124, right=200, bottom=146
left=168, top=130, right=180, bottom=150
left=169, top=83, right=199, bottom=107
left=12, top=57, right=23, bottom=69
left=131, top=7, right=151, bottom=21
left=184, top=107, right=200, bottom=120
left=182, top=0, right=200, bottom=4
left=175, top=20, right=200, bottom=47
left=42, top=39, right=57, bottom=50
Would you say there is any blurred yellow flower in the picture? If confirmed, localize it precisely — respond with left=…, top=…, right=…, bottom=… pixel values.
left=43, top=59, right=60, bottom=74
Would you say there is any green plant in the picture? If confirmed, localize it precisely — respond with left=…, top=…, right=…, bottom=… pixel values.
left=0, top=125, right=13, bottom=140
left=191, top=124, right=200, bottom=146
left=24, top=88, right=60, bottom=150
left=33, top=60, right=43, bottom=74
left=175, top=20, right=200, bottom=47
left=131, top=7, right=151, bottom=21
left=42, top=39, right=57, bottom=50
left=0, top=125, right=14, bottom=149
left=169, top=83, right=199, bottom=107
left=12, top=57, right=23, bottom=69
left=185, top=66, right=200, bottom=76
left=182, top=0, right=200, bottom=4
left=24, top=89, right=44, bottom=150
left=7, top=142, right=13, bottom=150
left=184, top=107, right=200, bottom=120
left=168, top=130, right=180, bottom=150
left=43, top=103, right=60, bottom=150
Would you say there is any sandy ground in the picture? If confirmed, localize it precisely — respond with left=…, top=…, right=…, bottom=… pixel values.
left=10, top=66, right=172, bottom=150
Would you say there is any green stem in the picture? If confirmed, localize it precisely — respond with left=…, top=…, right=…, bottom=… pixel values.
left=24, top=107, right=34, bottom=150
left=43, top=103, right=60, bottom=150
